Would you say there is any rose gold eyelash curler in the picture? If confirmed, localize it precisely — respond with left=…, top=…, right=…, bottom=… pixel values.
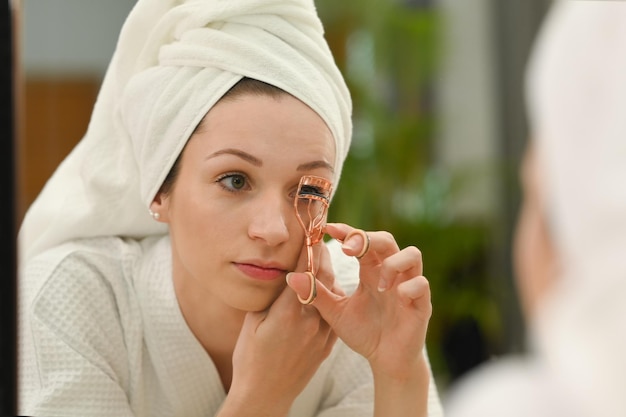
left=293, top=175, right=333, bottom=304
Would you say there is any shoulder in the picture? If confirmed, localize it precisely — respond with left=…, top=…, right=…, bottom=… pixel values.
left=20, top=236, right=153, bottom=340
left=18, top=236, right=158, bottom=414
left=24, top=236, right=143, bottom=272
left=23, top=236, right=143, bottom=302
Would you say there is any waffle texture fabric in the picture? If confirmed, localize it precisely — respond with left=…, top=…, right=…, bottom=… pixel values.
left=19, top=238, right=444, bottom=417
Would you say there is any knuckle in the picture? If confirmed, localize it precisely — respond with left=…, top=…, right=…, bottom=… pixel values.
left=379, top=231, right=395, bottom=245
left=380, top=258, right=395, bottom=275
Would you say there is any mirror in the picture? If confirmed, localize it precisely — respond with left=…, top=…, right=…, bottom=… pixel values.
left=2, top=1, right=17, bottom=415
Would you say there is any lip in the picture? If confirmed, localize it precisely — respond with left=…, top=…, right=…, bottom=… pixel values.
left=233, top=261, right=288, bottom=281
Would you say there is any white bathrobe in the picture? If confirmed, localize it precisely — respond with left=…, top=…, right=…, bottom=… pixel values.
left=19, top=237, right=443, bottom=417
left=18, top=1, right=444, bottom=415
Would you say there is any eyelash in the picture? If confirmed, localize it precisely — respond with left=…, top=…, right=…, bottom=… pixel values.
left=215, top=172, right=250, bottom=193
left=215, top=173, right=324, bottom=200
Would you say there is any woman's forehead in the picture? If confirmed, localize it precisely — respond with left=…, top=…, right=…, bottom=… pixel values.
left=193, top=93, right=336, bottom=159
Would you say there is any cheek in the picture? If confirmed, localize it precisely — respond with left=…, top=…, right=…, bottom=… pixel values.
left=513, top=199, right=558, bottom=319
left=169, top=193, right=241, bottom=248
left=513, top=203, right=538, bottom=292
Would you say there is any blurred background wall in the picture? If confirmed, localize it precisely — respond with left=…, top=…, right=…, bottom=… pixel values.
left=16, top=0, right=553, bottom=398
left=17, top=0, right=135, bottom=222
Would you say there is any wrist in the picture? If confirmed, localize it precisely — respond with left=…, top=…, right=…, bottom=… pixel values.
left=217, top=387, right=290, bottom=417
left=370, top=356, right=430, bottom=417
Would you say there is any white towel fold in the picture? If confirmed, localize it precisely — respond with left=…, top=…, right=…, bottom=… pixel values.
left=19, top=0, right=352, bottom=263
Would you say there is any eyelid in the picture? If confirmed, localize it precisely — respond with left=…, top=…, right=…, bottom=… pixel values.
left=215, top=171, right=251, bottom=193
left=215, top=171, right=244, bottom=180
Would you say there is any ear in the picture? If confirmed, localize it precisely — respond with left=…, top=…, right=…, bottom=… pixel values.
left=150, top=191, right=171, bottom=223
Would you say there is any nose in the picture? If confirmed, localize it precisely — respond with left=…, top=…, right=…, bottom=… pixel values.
left=248, top=193, right=291, bottom=246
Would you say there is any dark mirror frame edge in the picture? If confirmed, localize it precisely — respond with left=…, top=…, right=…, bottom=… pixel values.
left=1, top=0, right=17, bottom=415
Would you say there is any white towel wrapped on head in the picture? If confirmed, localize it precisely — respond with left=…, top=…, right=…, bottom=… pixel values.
left=19, top=0, right=352, bottom=263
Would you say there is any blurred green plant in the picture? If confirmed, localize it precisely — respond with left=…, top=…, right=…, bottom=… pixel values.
left=317, top=0, right=504, bottom=389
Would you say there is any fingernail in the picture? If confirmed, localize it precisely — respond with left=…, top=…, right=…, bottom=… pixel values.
left=286, top=272, right=294, bottom=285
left=342, top=236, right=360, bottom=252
left=377, top=278, right=388, bottom=292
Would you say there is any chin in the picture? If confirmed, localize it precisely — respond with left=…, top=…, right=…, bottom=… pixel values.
left=229, top=289, right=283, bottom=313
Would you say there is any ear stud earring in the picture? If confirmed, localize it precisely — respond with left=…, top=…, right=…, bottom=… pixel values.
left=149, top=209, right=161, bottom=221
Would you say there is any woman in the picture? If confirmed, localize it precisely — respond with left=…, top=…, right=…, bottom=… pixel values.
left=18, top=1, right=442, bottom=416
left=445, top=1, right=626, bottom=416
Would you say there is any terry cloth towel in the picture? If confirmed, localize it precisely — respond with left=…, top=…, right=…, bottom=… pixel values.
left=19, top=0, right=352, bottom=263
left=445, top=2, right=626, bottom=417
left=526, top=2, right=626, bottom=416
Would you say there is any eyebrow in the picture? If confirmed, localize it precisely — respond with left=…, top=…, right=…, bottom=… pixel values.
left=206, top=148, right=334, bottom=173
left=297, top=160, right=334, bottom=173
left=206, top=148, right=261, bottom=166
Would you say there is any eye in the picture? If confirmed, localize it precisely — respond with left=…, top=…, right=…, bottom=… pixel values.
left=217, top=173, right=249, bottom=192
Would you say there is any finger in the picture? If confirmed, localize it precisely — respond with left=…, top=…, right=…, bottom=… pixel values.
left=285, top=243, right=343, bottom=307
left=397, top=276, right=432, bottom=319
left=378, top=245, right=423, bottom=292
left=266, top=281, right=306, bottom=312
left=265, top=279, right=326, bottom=337
left=326, top=223, right=400, bottom=264
left=300, top=272, right=317, bottom=304
left=286, top=272, right=344, bottom=327
left=285, top=271, right=341, bottom=305
left=286, top=272, right=316, bottom=304
left=345, top=229, right=370, bottom=259
left=240, top=308, right=267, bottom=335
left=323, top=223, right=356, bottom=247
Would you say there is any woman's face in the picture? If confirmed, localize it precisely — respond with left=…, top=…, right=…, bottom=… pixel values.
left=153, top=93, right=336, bottom=313
left=513, top=144, right=559, bottom=320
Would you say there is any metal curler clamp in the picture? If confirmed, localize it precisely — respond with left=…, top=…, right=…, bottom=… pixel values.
left=293, top=175, right=332, bottom=304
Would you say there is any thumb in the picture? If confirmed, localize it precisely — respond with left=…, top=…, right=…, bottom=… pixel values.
left=285, top=272, right=314, bottom=301
left=286, top=272, right=344, bottom=326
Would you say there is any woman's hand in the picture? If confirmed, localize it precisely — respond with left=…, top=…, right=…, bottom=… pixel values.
left=220, top=245, right=339, bottom=417
left=286, top=222, right=432, bottom=416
